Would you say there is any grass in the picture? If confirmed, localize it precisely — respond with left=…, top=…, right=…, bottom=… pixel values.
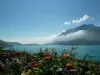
left=0, top=47, right=100, bottom=75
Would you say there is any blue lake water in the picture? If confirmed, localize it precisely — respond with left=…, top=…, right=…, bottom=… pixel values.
left=10, top=45, right=100, bottom=61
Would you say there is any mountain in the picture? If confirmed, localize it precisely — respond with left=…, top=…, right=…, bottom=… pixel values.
left=59, top=24, right=99, bottom=36
left=7, top=42, right=22, bottom=46
left=23, top=43, right=39, bottom=45
left=0, top=40, right=22, bottom=49
left=0, top=39, right=9, bottom=49
left=1, top=40, right=39, bottom=47
left=7, top=42, right=39, bottom=46
left=52, top=24, right=100, bottom=45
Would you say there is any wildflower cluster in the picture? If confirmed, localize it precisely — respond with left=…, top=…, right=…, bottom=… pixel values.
left=0, top=48, right=100, bottom=75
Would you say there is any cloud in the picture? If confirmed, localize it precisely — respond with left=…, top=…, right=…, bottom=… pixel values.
left=42, top=30, right=99, bottom=44
left=56, top=30, right=66, bottom=36
left=91, top=18, right=93, bottom=20
left=33, top=30, right=87, bottom=44
left=34, top=30, right=99, bottom=44
left=64, top=15, right=90, bottom=25
left=20, top=35, right=57, bottom=44
left=55, top=30, right=87, bottom=42
left=30, top=30, right=87, bottom=44
left=10, top=30, right=66, bottom=44
left=72, top=15, right=90, bottom=23
left=8, top=30, right=100, bottom=44
left=64, top=21, right=71, bottom=25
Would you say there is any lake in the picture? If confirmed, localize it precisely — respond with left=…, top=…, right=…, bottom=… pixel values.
left=9, top=45, right=100, bottom=61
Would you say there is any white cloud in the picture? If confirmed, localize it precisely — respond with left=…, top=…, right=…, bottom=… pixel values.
left=20, top=35, right=57, bottom=44
left=25, top=30, right=86, bottom=44
left=72, top=15, right=90, bottom=23
left=7, top=30, right=99, bottom=44
left=34, top=30, right=86, bottom=44
left=32, top=30, right=86, bottom=44
left=64, top=21, right=71, bottom=25
left=56, top=30, right=66, bottom=36
left=55, top=30, right=87, bottom=42
left=64, top=15, right=90, bottom=25
left=91, top=18, right=93, bottom=20
left=7, top=30, right=66, bottom=44
left=62, top=30, right=66, bottom=33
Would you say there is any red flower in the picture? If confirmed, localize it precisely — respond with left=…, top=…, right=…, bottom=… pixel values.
left=44, top=56, right=51, bottom=60
left=69, top=69, right=76, bottom=72
left=46, top=53, right=52, bottom=57
left=64, top=54, right=70, bottom=58
left=33, top=63, right=39, bottom=68
left=66, top=63, right=72, bottom=67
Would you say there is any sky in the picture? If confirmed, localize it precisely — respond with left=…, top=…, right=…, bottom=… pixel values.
left=0, top=0, right=100, bottom=44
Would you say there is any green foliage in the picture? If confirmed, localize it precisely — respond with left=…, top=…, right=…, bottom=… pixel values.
left=0, top=47, right=100, bottom=75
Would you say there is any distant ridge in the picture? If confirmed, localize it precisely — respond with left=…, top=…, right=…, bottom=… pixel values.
left=52, top=24, right=100, bottom=45
left=7, top=42, right=22, bottom=46
left=0, top=39, right=9, bottom=49
left=59, top=24, right=99, bottom=36
left=23, top=43, right=39, bottom=45
left=0, top=39, right=39, bottom=48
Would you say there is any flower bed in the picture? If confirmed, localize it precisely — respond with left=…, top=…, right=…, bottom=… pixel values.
left=0, top=48, right=100, bottom=75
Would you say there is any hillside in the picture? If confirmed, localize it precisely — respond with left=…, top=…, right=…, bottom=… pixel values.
left=52, top=24, right=100, bottom=45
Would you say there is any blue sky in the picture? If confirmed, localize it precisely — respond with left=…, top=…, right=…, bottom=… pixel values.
left=0, top=0, right=100, bottom=44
